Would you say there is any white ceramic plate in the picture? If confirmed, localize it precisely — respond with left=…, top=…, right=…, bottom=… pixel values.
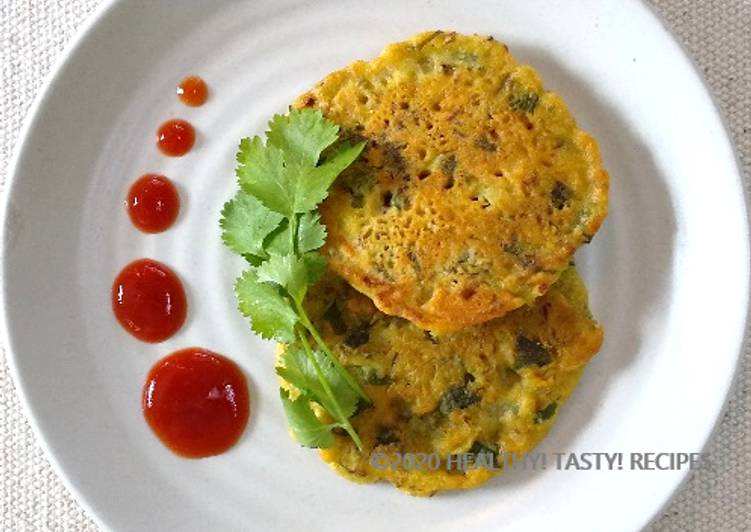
left=2, top=0, right=748, bottom=530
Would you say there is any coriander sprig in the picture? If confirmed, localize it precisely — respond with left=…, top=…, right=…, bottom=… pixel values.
left=220, top=109, right=368, bottom=449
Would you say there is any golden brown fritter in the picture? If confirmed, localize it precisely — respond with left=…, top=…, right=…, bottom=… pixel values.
left=280, top=267, right=603, bottom=496
left=293, top=31, right=609, bottom=332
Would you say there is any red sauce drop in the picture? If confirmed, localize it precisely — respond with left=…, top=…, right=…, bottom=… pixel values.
left=126, top=174, right=180, bottom=233
left=156, top=119, right=195, bottom=157
left=177, top=76, right=208, bottom=107
left=142, top=348, right=250, bottom=458
left=112, top=259, right=187, bottom=342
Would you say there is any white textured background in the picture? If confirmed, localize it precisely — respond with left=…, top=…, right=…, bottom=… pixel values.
left=1, top=1, right=749, bottom=530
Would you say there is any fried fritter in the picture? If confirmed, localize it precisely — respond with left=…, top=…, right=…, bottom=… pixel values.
left=293, top=31, right=609, bottom=332
left=280, top=267, right=603, bottom=496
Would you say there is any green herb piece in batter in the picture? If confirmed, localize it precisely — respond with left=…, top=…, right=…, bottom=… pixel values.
left=352, top=365, right=392, bottom=385
left=551, top=180, right=572, bottom=210
left=534, top=402, right=558, bottom=424
left=515, top=335, right=553, bottom=367
left=343, top=326, right=370, bottom=348
left=468, top=441, right=500, bottom=465
left=221, top=109, right=368, bottom=450
left=376, top=426, right=400, bottom=445
left=439, top=385, right=481, bottom=414
left=509, top=92, right=539, bottom=113
left=440, top=154, right=457, bottom=177
left=323, top=303, right=348, bottom=335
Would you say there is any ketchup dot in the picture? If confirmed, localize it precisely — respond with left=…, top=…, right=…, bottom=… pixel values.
left=143, top=348, right=250, bottom=458
left=177, top=76, right=208, bottom=107
left=157, top=119, right=195, bottom=157
left=112, top=259, right=187, bottom=342
left=126, top=174, right=180, bottom=233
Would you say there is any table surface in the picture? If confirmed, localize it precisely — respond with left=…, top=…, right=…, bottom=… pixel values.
left=1, top=1, right=749, bottom=530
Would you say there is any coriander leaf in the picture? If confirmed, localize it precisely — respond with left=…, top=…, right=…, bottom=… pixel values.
left=236, top=136, right=294, bottom=216
left=297, top=212, right=327, bottom=252
left=263, top=218, right=291, bottom=256
left=220, top=191, right=284, bottom=257
left=224, top=109, right=371, bottom=451
left=276, top=345, right=321, bottom=397
left=277, top=344, right=359, bottom=419
left=243, top=253, right=265, bottom=266
left=234, top=270, right=297, bottom=341
left=255, top=253, right=309, bottom=303
left=236, top=113, right=364, bottom=217
left=267, top=109, right=339, bottom=166
left=303, top=252, right=327, bottom=284
left=291, top=141, right=366, bottom=213
left=264, top=213, right=327, bottom=255
left=279, top=389, right=335, bottom=448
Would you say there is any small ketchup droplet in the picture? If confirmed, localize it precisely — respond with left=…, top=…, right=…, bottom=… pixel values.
left=157, top=119, right=195, bottom=157
left=126, top=174, right=180, bottom=233
left=112, top=258, right=187, bottom=342
left=177, top=76, right=208, bottom=107
left=143, top=348, right=250, bottom=458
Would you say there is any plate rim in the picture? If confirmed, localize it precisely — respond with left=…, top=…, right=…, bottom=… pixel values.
left=0, top=0, right=122, bottom=529
left=635, top=0, right=751, bottom=526
left=1, top=1, right=748, bottom=531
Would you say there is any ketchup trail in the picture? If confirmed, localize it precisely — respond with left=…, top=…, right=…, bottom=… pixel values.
left=112, top=258, right=187, bottom=342
left=157, top=119, right=195, bottom=157
left=126, top=174, right=180, bottom=233
left=142, top=348, right=250, bottom=458
left=177, top=76, right=209, bottom=107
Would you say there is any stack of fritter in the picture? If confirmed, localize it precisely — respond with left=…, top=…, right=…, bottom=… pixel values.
left=281, top=31, right=608, bottom=495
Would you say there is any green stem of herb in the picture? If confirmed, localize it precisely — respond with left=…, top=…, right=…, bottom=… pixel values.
left=288, top=214, right=298, bottom=256
left=295, top=301, right=370, bottom=402
left=297, top=330, right=363, bottom=451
